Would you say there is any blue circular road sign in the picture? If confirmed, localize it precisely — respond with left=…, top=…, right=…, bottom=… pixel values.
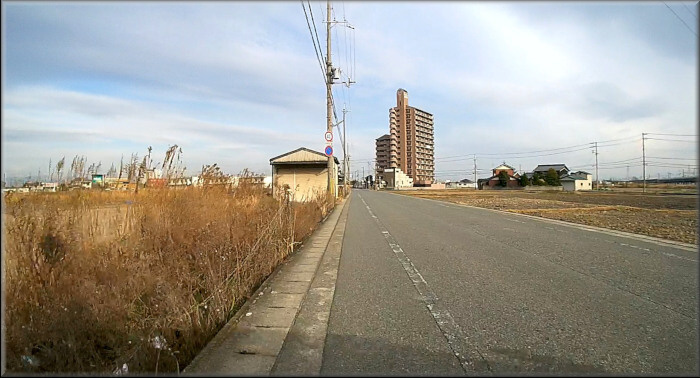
left=325, top=145, right=333, bottom=156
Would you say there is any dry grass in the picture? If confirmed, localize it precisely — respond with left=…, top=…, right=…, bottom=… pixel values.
left=3, top=183, right=333, bottom=374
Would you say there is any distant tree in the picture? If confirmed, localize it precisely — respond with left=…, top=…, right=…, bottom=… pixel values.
left=519, top=173, right=530, bottom=187
left=532, top=172, right=543, bottom=186
left=545, top=168, right=561, bottom=186
left=498, top=170, right=509, bottom=187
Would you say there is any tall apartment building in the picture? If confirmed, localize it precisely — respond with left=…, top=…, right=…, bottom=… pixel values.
left=376, top=89, right=434, bottom=186
left=375, top=134, right=395, bottom=171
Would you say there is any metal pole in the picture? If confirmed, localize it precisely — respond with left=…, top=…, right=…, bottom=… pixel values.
left=642, top=133, right=646, bottom=193
left=326, top=0, right=334, bottom=198
left=473, top=154, right=477, bottom=186
left=594, top=141, right=599, bottom=190
left=367, top=161, right=371, bottom=189
left=343, top=107, right=348, bottom=194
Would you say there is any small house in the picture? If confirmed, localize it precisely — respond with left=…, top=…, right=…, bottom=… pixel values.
left=561, top=171, right=593, bottom=191
left=270, top=147, right=340, bottom=202
left=481, top=163, right=521, bottom=189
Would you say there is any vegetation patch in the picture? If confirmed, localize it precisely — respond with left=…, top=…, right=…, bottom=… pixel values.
left=3, top=183, right=333, bottom=373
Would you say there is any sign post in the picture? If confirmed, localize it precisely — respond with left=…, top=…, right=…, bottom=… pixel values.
left=324, top=131, right=334, bottom=196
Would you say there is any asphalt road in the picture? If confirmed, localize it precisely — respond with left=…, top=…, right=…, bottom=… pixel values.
left=322, top=189, right=699, bottom=375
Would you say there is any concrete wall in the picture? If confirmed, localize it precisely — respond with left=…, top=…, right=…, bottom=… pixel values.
left=383, top=167, right=413, bottom=189
left=446, top=182, right=477, bottom=189
left=523, top=185, right=563, bottom=191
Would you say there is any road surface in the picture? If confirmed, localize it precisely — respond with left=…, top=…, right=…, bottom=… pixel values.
left=321, top=189, right=698, bottom=374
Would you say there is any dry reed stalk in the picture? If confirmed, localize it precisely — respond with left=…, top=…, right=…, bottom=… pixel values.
left=3, top=186, right=331, bottom=374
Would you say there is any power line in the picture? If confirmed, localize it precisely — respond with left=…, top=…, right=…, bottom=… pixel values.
left=434, top=137, right=639, bottom=162
left=662, top=0, right=697, bottom=36
left=645, top=132, right=697, bottom=137
left=646, top=137, right=697, bottom=143
left=596, top=140, right=641, bottom=149
left=307, top=2, right=327, bottom=76
left=597, top=156, right=643, bottom=165
left=301, top=2, right=326, bottom=84
left=595, top=164, right=644, bottom=170
left=646, top=156, right=697, bottom=160
left=647, top=162, right=699, bottom=168
left=432, top=142, right=594, bottom=161
left=476, top=143, right=594, bottom=157
left=596, top=135, right=642, bottom=145
left=682, top=1, right=698, bottom=19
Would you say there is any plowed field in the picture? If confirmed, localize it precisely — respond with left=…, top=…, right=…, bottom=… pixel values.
left=394, top=189, right=697, bottom=244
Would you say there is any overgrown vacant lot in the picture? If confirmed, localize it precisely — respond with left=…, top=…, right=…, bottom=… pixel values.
left=395, top=189, right=697, bottom=244
left=3, top=186, right=332, bottom=374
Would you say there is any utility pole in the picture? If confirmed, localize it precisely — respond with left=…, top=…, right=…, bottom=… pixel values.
left=325, top=0, right=335, bottom=198
left=362, top=166, right=364, bottom=188
left=642, top=133, right=647, bottom=193
left=342, top=107, right=349, bottom=194
left=592, top=142, right=599, bottom=190
left=473, top=155, right=477, bottom=185
left=366, top=161, right=372, bottom=189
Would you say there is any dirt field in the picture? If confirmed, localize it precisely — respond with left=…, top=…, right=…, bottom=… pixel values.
left=394, top=189, right=698, bottom=245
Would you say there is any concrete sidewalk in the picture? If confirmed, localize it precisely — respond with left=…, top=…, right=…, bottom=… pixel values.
left=184, top=196, right=350, bottom=376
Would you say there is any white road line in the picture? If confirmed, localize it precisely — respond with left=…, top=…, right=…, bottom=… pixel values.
left=618, top=243, right=694, bottom=261
left=658, top=251, right=698, bottom=262
left=358, top=194, right=489, bottom=374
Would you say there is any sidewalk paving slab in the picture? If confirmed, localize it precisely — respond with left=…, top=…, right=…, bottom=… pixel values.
left=183, top=197, right=349, bottom=376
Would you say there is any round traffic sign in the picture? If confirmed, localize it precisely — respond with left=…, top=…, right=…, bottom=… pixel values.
left=324, top=145, right=333, bottom=156
left=324, top=131, right=333, bottom=142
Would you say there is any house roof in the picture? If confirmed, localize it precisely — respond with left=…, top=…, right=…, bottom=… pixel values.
left=483, top=174, right=519, bottom=181
left=493, top=163, right=516, bottom=171
left=533, top=164, right=569, bottom=172
left=561, top=172, right=590, bottom=181
left=270, top=147, right=340, bottom=165
left=459, top=178, right=473, bottom=184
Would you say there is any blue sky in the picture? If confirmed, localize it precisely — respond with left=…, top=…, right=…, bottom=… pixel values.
left=2, top=1, right=697, bottom=184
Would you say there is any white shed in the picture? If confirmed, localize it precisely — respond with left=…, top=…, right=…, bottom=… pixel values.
left=561, top=171, right=593, bottom=191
